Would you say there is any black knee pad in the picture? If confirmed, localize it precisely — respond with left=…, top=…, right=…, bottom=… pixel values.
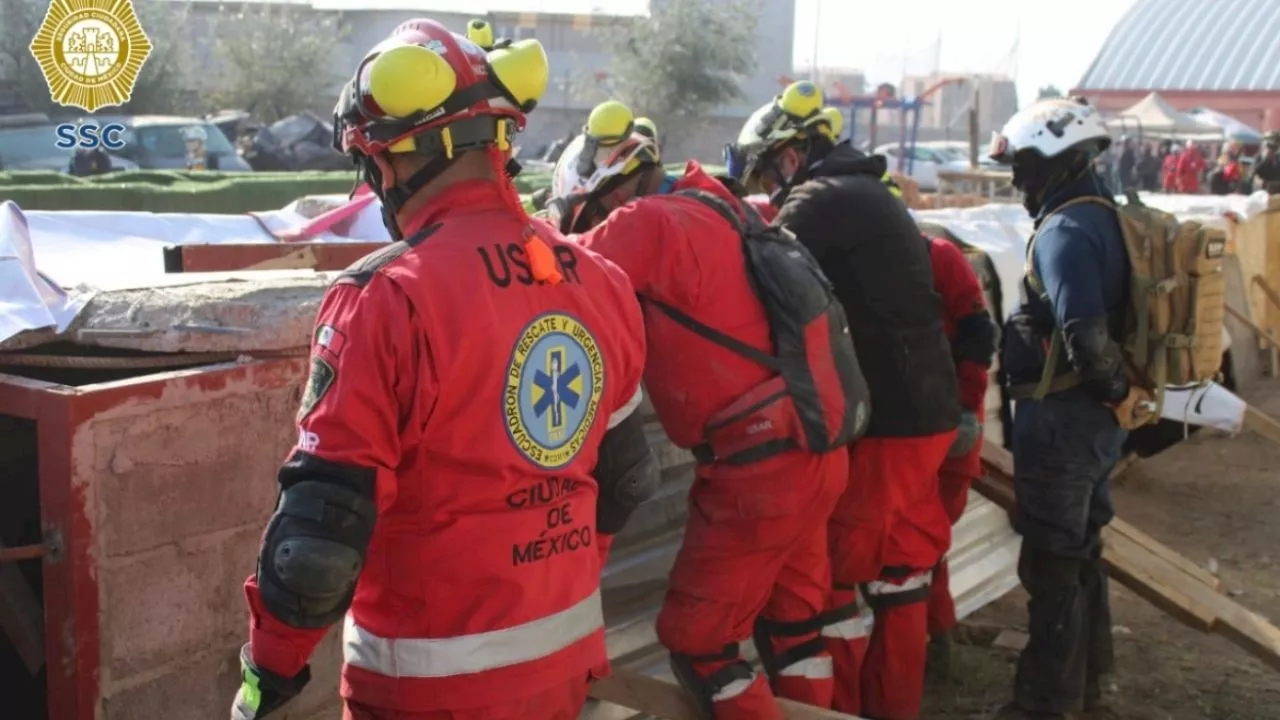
left=752, top=615, right=827, bottom=684
left=863, top=565, right=932, bottom=612
left=670, top=646, right=755, bottom=718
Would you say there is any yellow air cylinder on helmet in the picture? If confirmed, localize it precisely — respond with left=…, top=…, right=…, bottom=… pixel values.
left=634, top=116, right=658, bottom=142
left=366, top=43, right=458, bottom=121
left=467, top=20, right=495, bottom=50
left=586, top=100, right=635, bottom=145
left=488, top=39, right=550, bottom=112
left=820, top=106, right=844, bottom=140
left=779, top=80, right=823, bottom=120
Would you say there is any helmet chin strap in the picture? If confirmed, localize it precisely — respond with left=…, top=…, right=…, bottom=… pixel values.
left=360, top=152, right=458, bottom=240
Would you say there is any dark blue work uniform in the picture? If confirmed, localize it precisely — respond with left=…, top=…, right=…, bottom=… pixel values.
left=1001, top=172, right=1129, bottom=716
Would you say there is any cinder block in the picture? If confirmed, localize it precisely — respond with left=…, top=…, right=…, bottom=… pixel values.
left=99, top=525, right=260, bottom=683
left=101, top=645, right=238, bottom=720
left=91, top=388, right=296, bottom=557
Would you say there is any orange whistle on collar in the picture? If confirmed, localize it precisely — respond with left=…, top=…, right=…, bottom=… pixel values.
left=523, top=226, right=564, bottom=285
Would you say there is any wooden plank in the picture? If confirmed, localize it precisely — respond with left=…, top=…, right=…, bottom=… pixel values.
left=163, top=242, right=384, bottom=273
left=0, top=551, right=44, bottom=675
left=980, top=442, right=1219, bottom=590
left=1242, top=404, right=1280, bottom=445
left=589, top=671, right=863, bottom=720
left=978, top=441, right=1280, bottom=673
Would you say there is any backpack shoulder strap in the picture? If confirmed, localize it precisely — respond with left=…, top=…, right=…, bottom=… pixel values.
left=673, top=188, right=749, bottom=235
left=638, top=294, right=780, bottom=371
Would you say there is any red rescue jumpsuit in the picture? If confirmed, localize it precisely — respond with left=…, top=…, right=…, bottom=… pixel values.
left=1176, top=145, right=1205, bottom=194
left=1161, top=152, right=1180, bottom=193
left=577, top=162, right=848, bottom=718
left=244, top=179, right=647, bottom=719
left=922, top=237, right=991, bottom=636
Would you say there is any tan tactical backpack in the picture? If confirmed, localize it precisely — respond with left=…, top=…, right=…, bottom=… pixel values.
left=1027, top=192, right=1228, bottom=423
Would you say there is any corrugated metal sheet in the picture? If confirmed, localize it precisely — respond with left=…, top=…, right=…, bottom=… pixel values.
left=1077, top=0, right=1280, bottom=92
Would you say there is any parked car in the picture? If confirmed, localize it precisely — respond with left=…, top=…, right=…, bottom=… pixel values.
left=88, top=114, right=253, bottom=171
left=0, top=114, right=138, bottom=172
left=874, top=142, right=971, bottom=191
left=240, top=113, right=349, bottom=172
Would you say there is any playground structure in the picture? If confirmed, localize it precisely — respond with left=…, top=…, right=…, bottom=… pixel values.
left=837, top=76, right=971, bottom=174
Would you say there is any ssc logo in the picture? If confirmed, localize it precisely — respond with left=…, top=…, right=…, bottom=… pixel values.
left=504, top=313, right=605, bottom=469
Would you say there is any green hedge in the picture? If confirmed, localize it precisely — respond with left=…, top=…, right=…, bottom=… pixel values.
left=0, top=164, right=724, bottom=214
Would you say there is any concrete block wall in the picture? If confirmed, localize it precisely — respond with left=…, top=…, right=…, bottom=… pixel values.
left=60, top=360, right=340, bottom=720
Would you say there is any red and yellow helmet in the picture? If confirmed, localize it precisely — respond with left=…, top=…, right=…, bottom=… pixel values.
left=334, top=19, right=549, bottom=163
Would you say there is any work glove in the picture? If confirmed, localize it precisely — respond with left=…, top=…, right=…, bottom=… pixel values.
left=230, top=644, right=310, bottom=720
left=947, top=411, right=981, bottom=458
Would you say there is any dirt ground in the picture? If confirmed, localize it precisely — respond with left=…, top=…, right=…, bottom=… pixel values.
left=922, top=381, right=1280, bottom=720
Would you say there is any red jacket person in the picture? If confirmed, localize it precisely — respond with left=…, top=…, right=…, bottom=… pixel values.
left=729, top=83, right=961, bottom=720
left=920, top=235, right=997, bottom=665
left=549, top=100, right=868, bottom=718
left=230, top=20, right=654, bottom=720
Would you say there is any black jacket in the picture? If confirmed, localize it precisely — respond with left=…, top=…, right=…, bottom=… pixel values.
left=774, top=144, right=960, bottom=438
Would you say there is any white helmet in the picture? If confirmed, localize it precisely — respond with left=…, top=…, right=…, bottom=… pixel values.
left=988, top=97, right=1111, bottom=165
left=182, top=125, right=208, bottom=142
left=549, top=100, right=659, bottom=232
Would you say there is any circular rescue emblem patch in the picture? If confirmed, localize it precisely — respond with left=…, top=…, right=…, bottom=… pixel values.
left=504, top=312, right=605, bottom=469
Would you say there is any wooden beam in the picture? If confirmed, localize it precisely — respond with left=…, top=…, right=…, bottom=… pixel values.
left=162, top=242, right=384, bottom=273
left=978, top=441, right=1280, bottom=672
left=0, top=549, right=44, bottom=675
left=589, top=671, right=863, bottom=719
left=1242, top=404, right=1280, bottom=445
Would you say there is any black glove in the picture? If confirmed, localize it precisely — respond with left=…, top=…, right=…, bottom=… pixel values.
left=1062, top=316, right=1130, bottom=405
left=230, top=644, right=311, bottom=720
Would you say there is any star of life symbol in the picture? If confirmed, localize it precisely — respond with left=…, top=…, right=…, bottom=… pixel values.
left=533, top=348, right=583, bottom=439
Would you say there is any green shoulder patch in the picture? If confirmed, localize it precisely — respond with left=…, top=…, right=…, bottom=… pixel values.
left=297, top=355, right=336, bottom=422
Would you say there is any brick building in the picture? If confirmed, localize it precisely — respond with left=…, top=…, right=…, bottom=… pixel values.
left=1071, top=0, right=1280, bottom=132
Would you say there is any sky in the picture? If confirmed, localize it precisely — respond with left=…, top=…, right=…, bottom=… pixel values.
left=307, top=0, right=1140, bottom=107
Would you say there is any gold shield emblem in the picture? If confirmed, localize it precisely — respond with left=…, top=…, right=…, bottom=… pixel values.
left=28, top=0, right=153, bottom=113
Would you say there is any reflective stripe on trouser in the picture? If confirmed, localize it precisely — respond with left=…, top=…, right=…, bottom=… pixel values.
left=343, top=588, right=603, bottom=678
left=863, top=568, right=933, bottom=720
left=822, top=585, right=873, bottom=715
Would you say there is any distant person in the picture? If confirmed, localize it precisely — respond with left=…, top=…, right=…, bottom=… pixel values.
left=1117, top=138, right=1137, bottom=191
left=1176, top=139, right=1205, bottom=194
left=1252, top=131, right=1280, bottom=193
left=67, top=118, right=112, bottom=177
left=1137, top=144, right=1160, bottom=191
left=1160, top=142, right=1180, bottom=193
left=182, top=125, right=219, bottom=171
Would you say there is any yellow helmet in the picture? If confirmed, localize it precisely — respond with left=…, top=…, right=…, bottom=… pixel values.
left=548, top=100, right=661, bottom=232
left=727, top=80, right=825, bottom=189
left=466, top=19, right=495, bottom=50
left=335, top=18, right=550, bottom=159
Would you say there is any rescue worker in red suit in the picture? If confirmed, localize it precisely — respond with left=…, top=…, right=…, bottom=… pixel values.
left=876, top=177, right=999, bottom=673
left=1159, top=142, right=1179, bottom=193
left=548, top=99, right=854, bottom=718
left=729, top=83, right=961, bottom=720
left=1176, top=140, right=1206, bottom=194
left=229, top=21, right=658, bottom=720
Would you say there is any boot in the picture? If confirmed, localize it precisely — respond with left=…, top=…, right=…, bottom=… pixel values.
left=992, top=702, right=1084, bottom=719
left=1081, top=555, right=1114, bottom=711
left=925, top=629, right=952, bottom=683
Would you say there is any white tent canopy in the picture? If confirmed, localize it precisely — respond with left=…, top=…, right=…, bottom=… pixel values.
left=1106, top=92, right=1222, bottom=140
left=1187, top=107, right=1262, bottom=143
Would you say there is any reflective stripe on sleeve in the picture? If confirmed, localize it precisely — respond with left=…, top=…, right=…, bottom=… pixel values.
left=343, top=588, right=604, bottom=678
left=607, top=385, right=643, bottom=429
